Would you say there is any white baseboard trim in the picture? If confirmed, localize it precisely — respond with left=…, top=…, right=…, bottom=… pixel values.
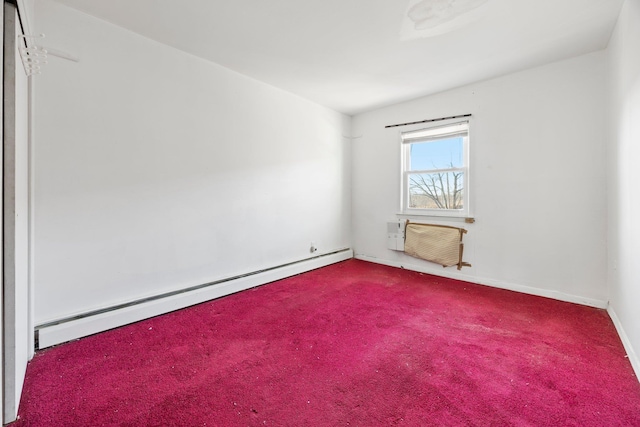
left=36, top=249, right=353, bottom=349
left=607, top=305, right=640, bottom=381
left=355, top=254, right=608, bottom=309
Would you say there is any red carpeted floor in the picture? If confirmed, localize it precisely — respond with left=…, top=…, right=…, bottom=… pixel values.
left=15, top=260, right=640, bottom=426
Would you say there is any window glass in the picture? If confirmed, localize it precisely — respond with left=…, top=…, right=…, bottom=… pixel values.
left=408, top=172, right=465, bottom=210
left=409, top=137, right=463, bottom=170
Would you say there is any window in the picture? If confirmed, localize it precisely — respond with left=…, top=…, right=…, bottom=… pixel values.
left=400, top=120, right=469, bottom=216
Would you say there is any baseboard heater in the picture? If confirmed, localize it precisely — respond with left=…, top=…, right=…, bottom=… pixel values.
left=404, top=221, right=471, bottom=270
left=35, top=248, right=353, bottom=350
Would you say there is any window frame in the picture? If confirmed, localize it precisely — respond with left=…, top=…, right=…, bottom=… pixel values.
left=399, top=119, right=471, bottom=218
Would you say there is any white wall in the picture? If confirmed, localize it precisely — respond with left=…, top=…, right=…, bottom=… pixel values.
left=607, top=0, right=640, bottom=376
left=352, top=52, right=608, bottom=307
left=33, top=1, right=351, bottom=327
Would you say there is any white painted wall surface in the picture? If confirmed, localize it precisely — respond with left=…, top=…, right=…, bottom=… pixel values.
left=33, top=1, right=351, bottom=325
left=607, top=0, right=640, bottom=376
left=352, top=52, right=608, bottom=307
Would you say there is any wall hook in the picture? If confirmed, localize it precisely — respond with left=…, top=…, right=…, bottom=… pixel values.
left=18, top=33, right=48, bottom=76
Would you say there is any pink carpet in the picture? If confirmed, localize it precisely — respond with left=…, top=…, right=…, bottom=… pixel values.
left=15, top=260, right=640, bottom=426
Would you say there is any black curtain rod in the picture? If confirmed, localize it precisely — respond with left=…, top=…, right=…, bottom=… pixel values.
left=385, top=114, right=472, bottom=129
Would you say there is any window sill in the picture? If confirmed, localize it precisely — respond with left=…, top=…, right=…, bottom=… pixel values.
left=396, top=212, right=475, bottom=223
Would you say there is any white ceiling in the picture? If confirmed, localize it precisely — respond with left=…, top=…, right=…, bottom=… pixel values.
left=52, top=0, right=624, bottom=115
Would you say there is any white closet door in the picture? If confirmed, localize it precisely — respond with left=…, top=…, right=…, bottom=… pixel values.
left=3, top=1, right=31, bottom=423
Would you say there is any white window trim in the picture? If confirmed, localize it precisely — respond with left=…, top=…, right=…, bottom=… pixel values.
left=399, top=118, right=471, bottom=218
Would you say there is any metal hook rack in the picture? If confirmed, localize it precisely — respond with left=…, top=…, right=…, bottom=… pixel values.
left=18, top=33, right=48, bottom=76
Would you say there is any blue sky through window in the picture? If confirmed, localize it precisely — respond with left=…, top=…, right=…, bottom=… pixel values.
left=409, top=137, right=463, bottom=170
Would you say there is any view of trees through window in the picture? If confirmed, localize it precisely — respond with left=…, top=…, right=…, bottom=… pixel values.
left=407, top=136, right=464, bottom=210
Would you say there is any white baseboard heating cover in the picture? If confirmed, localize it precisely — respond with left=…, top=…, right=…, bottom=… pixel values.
left=35, top=249, right=353, bottom=349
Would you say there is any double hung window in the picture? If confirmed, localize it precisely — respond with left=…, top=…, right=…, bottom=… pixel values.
left=400, top=120, right=470, bottom=216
